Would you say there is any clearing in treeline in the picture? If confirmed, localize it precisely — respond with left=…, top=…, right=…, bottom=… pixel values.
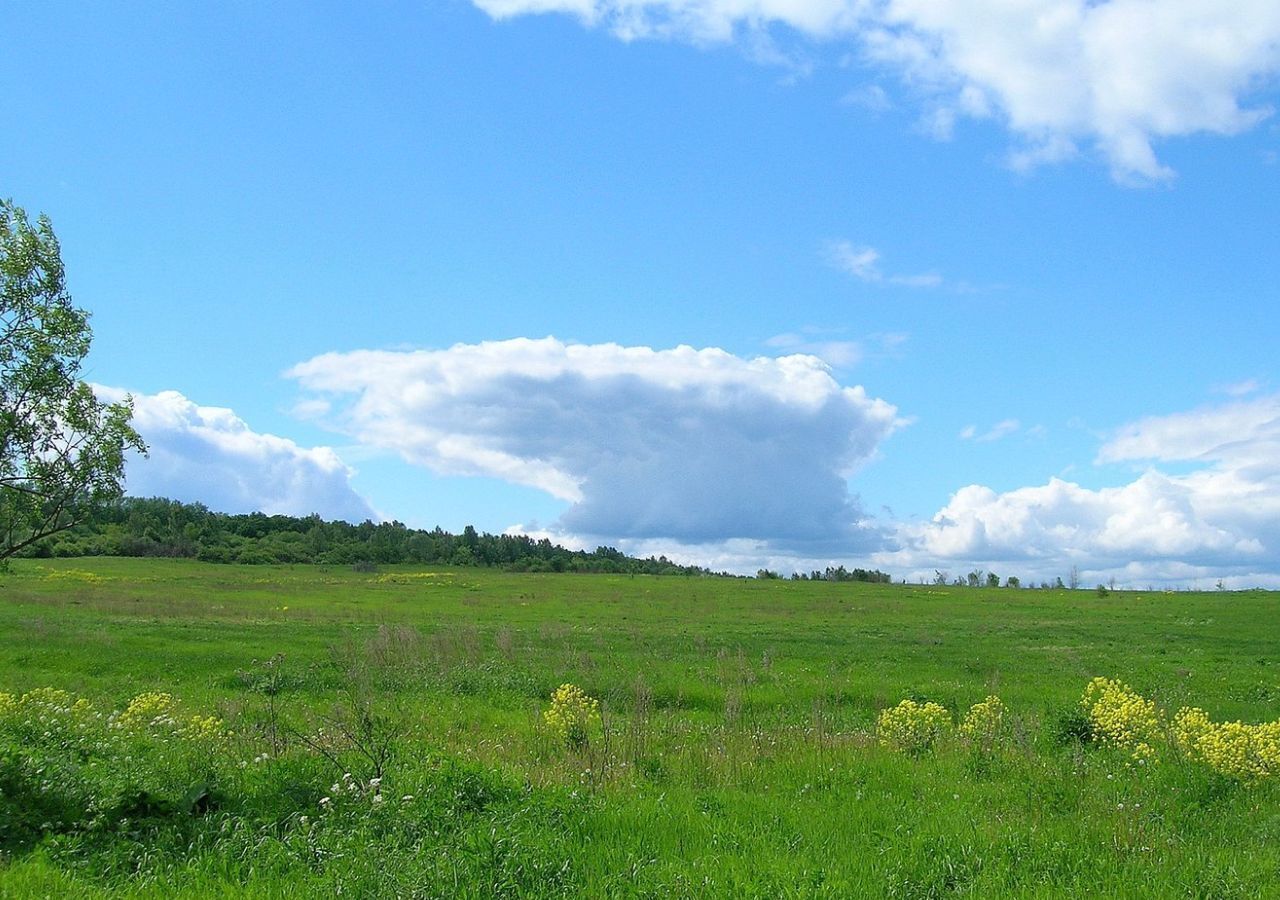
left=1, top=558, right=1279, bottom=897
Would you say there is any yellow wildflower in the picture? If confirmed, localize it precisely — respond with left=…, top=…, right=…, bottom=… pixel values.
left=878, top=699, right=952, bottom=754
left=119, top=691, right=177, bottom=730
left=1081, top=677, right=1162, bottom=761
left=180, top=713, right=227, bottom=743
left=1173, top=705, right=1280, bottom=781
left=959, top=695, right=1006, bottom=745
left=544, top=683, right=599, bottom=748
left=19, top=687, right=74, bottom=711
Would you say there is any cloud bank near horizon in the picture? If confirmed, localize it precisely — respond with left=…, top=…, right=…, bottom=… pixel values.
left=91, top=374, right=1280, bottom=588
left=470, top=0, right=1280, bottom=183
left=883, top=392, right=1280, bottom=588
left=288, top=337, right=902, bottom=549
left=94, top=386, right=377, bottom=523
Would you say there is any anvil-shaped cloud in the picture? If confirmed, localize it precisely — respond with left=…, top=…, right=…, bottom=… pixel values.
left=288, top=338, right=901, bottom=547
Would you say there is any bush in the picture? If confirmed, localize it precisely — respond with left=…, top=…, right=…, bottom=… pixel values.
left=959, top=695, right=1007, bottom=746
left=0, top=687, right=229, bottom=852
left=1052, top=709, right=1095, bottom=746
left=543, top=683, right=599, bottom=749
left=1172, top=706, right=1280, bottom=782
left=878, top=699, right=952, bottom=754
left=1080, top=676, right=1161, bottom=761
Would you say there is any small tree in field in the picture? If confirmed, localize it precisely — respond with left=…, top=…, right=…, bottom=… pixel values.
left=1, top=200, right=144, bottom=564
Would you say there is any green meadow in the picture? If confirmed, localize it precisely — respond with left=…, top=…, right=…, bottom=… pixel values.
left=2, top=558, right=1279, bottom=897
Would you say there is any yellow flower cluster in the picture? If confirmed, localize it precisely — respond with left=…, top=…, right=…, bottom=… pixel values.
left=959, top=695, right=1007, bottom=743
left=1172, top=706, right=1280, bottom=781
left=3, top=686, right=228, bottom=753
left=1081, top=676, right=1280, bottom=780
left=1080, top=677, right=1161, bottom=761
left=15, top=686, right=75, bottom=710
left=2, top=687, right=96, bottom=722
left=118, top=692, right=177, bottom=730
left=543, top=683, right=599, bottom=748
left=375, top=572, right=451, bottom=584
left=40, top=568, right=111, bottom=584
left=180, top=713, right=227, bottom=743
left=877, top=699, right=953, bottom=754
left=1171, top=706, right=1212, bottom=748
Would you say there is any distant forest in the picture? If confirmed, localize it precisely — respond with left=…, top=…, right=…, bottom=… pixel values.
left=14, top=497, right=894, bottom=582
left=13, top=497, right=723, bottom=575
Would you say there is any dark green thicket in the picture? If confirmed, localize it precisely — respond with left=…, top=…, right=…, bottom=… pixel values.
left=18, top=496, right=726, bottom=575
left=16, top=496, right=897, bottom=583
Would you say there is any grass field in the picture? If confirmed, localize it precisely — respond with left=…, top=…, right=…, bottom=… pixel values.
left=2, top=558, right=1279, bottom=897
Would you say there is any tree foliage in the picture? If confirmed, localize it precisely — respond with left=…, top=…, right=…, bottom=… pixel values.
left=21, top=496, right=729, bottom=576
left=790, top=565, right=891, bottom=584
left=0, top=200, right=144, bottom=563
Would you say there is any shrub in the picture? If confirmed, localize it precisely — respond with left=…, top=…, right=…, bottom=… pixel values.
left=0, top=686, right=231, bottom=850
left=877, top=699, right=952, bottom=754
left=543, top=683, right=599, bottom=749
left=1080, top=676, right=1161, bottom=761
left=959, top=695, right=1006, bottom=746
left=1052, top=709, right=1095, bottom=746
left=1172, top=706, right=1280, bottom=782
left=1078, top=677, right=1280, bottom=781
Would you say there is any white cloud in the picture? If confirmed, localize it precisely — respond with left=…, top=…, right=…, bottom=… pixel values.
left=889, top=272, right=944, bottom=289
left=474, top=0, right=863, bottom=42
left=884, top=393, right=1280, bottom=586
left=288, top=337, right=901, bottom=546
left=1217, top=378, right=1262, bottom=397
left=826, top=240, right=881, bottom=280
left=1097, top=394, right=1280, bottom=466
left=510, top=525, right=890, bottom=576
left=765, top=331, right=863, bottom=367
left=959, top=418, right=1020, bottom=442
left=841, top=83, right=892, bottom=112
left=867, top=1, right=1280, bottom=183
left=825, top=239, right=942, bottom=287
left=94, top=386, right=377, bottom=522
left=765, top=329, right=907, bottom=370
left=470, top=0, right=1280, bottom=182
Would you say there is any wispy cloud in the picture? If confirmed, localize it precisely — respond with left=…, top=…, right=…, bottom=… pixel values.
left=841, top=83, right=892, bottom=113
left=825, top=239, right=943, bottom=288
left=470, top=0, right=1280, bottom=184
left=959, top=418, right=1020, bottom=442
left=765, top=329, right=908, bottom=367
left=764, top=334, right=862, bottom=367
left=1217, top=378, right=1263, bottom=397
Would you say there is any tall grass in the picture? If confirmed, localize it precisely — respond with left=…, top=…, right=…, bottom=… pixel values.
left=1, top=558, right=1278, bottom=896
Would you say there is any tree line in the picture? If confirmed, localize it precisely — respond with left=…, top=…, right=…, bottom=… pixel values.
left=754, top=565, right=892, bottom=583
left=15, top=496, right=732, bottom=576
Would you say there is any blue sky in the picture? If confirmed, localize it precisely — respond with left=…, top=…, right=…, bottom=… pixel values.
left=4, top=1, right=1279, bottom=586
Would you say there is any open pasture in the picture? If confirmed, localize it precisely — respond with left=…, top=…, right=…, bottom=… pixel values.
left=2, top=559, right=1279, bottom=897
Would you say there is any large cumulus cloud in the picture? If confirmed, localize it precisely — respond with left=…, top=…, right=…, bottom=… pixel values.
left=287, top=338, right=900, bottom=547
left=470, top=0, right=1280, bottom=183
left=883, top=393, right=1280, bottom=587
left=94, top=387, right=377, bottom=523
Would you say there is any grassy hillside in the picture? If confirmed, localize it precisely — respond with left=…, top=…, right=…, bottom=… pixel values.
left=2, top=559, right=1278, bottom=896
